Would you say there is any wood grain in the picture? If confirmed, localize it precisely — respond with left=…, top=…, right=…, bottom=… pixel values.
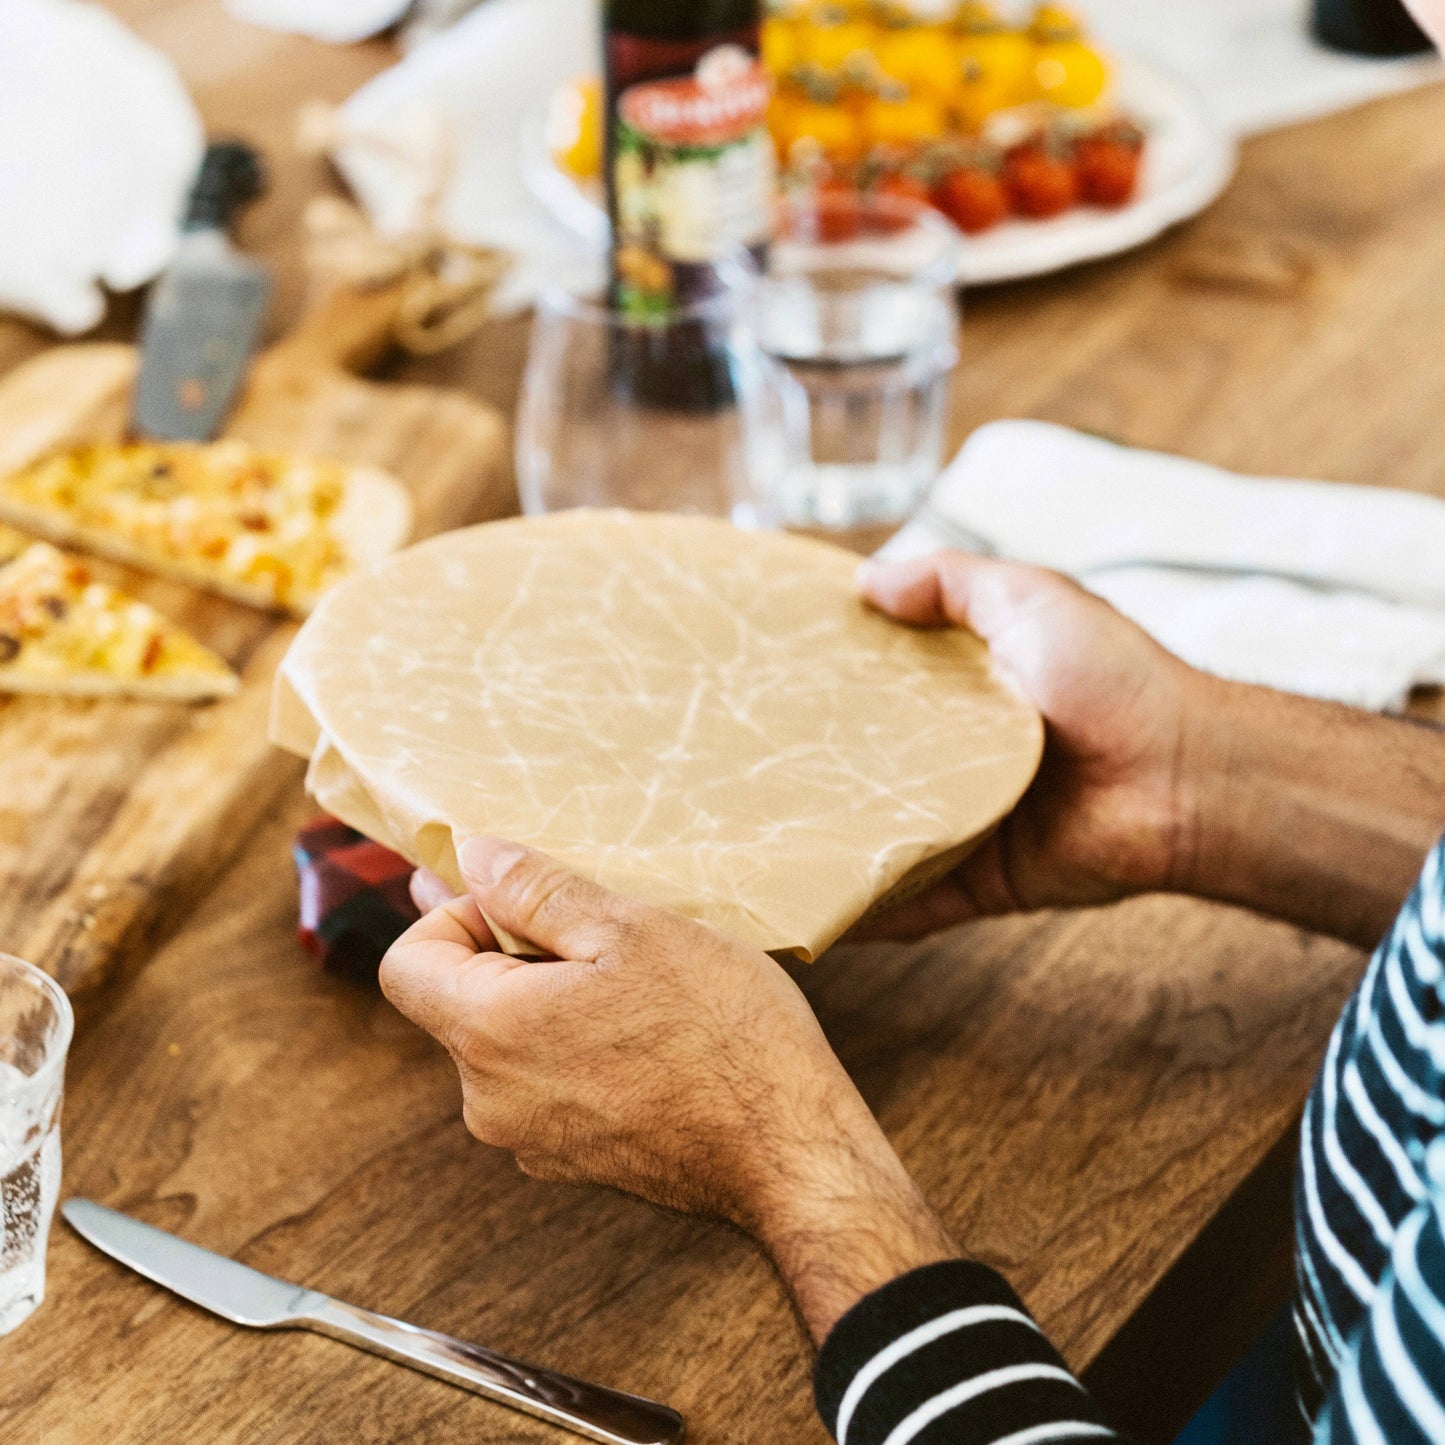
left=0, top=796, right=1365, bottom=1444
left=0, top=2, right=1443, bottom=1441
left=0, top=288, right=511, bottom=1003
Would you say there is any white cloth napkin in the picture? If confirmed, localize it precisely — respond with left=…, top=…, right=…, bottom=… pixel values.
left=224, top=0, right=489, bottom=45
left=879, top=421, right=1445, bottom=711
left=223, top=0, right=411, bottom=45
left=333, top=0, right=598, bottom=315
left=0, top=0, right=203, bottom=334
left=1085, top=0, right=1441, bottom=136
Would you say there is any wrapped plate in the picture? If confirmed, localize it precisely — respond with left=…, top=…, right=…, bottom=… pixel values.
left=272, top=511, right=1043, bottom=959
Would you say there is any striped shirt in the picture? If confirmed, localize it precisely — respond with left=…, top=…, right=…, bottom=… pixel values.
left=814, top=837, right=1445, bottom=1445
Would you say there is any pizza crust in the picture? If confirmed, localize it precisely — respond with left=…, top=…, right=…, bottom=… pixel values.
left=0, top=669, right=238, bottom=702
left=0, top=444, right=414, bottom=615
left=326, top=466, right=416, bottom=578
left=0, top=534, right=238, bottom=702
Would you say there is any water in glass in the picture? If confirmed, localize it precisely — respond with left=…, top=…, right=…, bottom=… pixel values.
left=0, top=955, right=71, bottom=1335
left=747, top=191, right=960, bottom=531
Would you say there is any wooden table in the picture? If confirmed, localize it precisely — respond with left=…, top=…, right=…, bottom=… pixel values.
left=3, top=6, right=1444, bottom=1442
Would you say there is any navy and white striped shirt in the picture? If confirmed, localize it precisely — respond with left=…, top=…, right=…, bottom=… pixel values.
left=815, top=837, right=1445, bottom=1445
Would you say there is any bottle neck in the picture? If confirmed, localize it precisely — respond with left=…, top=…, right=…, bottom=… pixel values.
left=605, top=0, right=760, bottom=40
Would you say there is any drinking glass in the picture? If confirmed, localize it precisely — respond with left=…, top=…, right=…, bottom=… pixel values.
left=747, top=189, right=961, bottom=531
left=517, top=269, right=773, bottom=525
left=0, top=954, right=72, bottom=1336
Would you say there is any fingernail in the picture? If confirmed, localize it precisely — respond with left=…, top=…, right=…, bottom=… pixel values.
left=409, top=868, right=454, bottom=913
left=459, top=836, right=527, bottom=886
left=410, top=861, right=442, bottom=907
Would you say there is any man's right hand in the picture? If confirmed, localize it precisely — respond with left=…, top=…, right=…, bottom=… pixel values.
left=855, top=551, right=1212, bottom=938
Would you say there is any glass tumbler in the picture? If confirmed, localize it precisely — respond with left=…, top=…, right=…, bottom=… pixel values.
left=516, top=271, right=773, bottom=525
left=0, top=954, right=72, bottom=1336
left=747, top=189, right=962, bottom=531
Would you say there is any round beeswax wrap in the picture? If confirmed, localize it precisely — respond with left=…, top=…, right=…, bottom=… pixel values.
left=272, top=511, right=1043, bottom=960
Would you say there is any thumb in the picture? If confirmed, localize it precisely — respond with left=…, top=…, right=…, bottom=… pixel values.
left=859, top=551, right=1085, bottom=679
left=858, top=551, right=1032, bottom=638
left=457, top=836, right=640, bottom=962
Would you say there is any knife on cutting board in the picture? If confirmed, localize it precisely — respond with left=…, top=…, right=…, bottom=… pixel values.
left=132, top=141, right=270, bottom=442
left=63, top=1199, right=685, bottom=1445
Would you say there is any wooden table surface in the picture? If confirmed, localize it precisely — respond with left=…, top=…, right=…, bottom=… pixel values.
left=3, top=5, right=1444, bottom=1442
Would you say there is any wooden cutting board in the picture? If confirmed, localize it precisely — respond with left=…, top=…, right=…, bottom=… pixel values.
left=0, top=283, right=512, bottom=1005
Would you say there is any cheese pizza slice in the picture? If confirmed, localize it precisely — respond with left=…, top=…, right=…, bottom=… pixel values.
left=0, top=526, right=239, bottom=702
left=0, top=440, right=412, bottom=616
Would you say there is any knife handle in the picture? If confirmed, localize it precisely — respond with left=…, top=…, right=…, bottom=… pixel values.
left=184, top=141, right=266, bottom=233
left=296, top=1296, right=685, bottom=1445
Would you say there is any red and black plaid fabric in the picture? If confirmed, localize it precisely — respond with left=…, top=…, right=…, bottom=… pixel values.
left=293, top=817, right=420, bottom=984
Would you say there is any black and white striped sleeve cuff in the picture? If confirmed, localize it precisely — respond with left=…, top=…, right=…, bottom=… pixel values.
left=814, top=1260, right=1126, bottom=1445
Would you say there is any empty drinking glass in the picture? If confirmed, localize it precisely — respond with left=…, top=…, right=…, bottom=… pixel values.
left=516, top=266, right=772, bottom=525
left=0, top=954, right=71, bottom=1335
left=747, top=189, right=961, bottom=531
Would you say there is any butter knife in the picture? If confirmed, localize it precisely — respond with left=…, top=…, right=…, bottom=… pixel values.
left=132, top=141, right=270, bottom=441
left=63, top=1199, right=685, bottom=1445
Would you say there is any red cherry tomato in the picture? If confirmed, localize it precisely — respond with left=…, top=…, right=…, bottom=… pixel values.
left=931, top=165, right=1010, bottom=235
left=811, top=176, right=864, bottom=241
left=1073, top=133, right=1144, bottom=207
left=872, top=169, right=933, bottom=231
left=875, top=169, right=932, bottom=207
left=1002, top=143, right=1080, bottom=219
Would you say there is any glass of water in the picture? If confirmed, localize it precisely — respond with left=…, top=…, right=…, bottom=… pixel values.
left=0, top=954, right=71, bottom=1336
left=748, top=189, right=961, bottom=531
left=517, top=264, right=771, bottom=526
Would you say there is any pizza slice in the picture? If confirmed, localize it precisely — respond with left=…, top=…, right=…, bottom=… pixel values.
left=0, top=439, right=413, bottom=616
left=0, top=526, right=239, bottom=702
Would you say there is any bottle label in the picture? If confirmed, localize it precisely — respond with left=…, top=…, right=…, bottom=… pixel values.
left=612, top=45, right=774, bottom=318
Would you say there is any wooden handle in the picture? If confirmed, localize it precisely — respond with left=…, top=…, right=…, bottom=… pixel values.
left=257, top=279, right=413, bottom=378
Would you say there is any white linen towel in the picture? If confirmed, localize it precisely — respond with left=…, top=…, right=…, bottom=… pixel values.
left=1085, top=0, right=1440, bottom=136
left=333, top=0, right=599, bottom=315
left=223, top=0, right=411, bottom=46
left=0, top=0, right=203, bottom=334
left=879, top=421, right=1445, bottom=711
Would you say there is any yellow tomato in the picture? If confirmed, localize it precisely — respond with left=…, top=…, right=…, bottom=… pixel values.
left=871, top=26, right=960, bottom=99
left=771, top=96, right=865, bottom=162
left=1029, top=39, right=1109, bottom=107
left=801, top=10, right=877, bottom=72
left=955, top=29, right=1032, bottom=130
left=1029, top=4, right=1085, bottom=41
left=762, top=16, right=803, bottom=77
left=953, top=1, right=1005, bottom=34
left=862, top=90, right=946, bottom=150
left=547, top=77, right=602, bottom=181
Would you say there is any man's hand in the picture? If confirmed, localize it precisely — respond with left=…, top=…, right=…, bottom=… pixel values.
left=855, top=551, right=1209, bottom=937
left=385, top=838, right=959, bottom=1342
left=858, top=549, right=1445, bottom=948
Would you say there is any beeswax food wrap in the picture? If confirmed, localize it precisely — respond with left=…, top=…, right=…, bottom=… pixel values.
left=272, top=511, right=1043, bottom=960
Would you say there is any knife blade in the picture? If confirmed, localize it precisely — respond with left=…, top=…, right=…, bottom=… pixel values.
left=63, top=1199, right=685, bottom=1445
left=132, top=141, right=271, bottom=442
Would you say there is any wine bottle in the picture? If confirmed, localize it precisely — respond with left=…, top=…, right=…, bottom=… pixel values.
left=603, top=0, right=772, bottom=410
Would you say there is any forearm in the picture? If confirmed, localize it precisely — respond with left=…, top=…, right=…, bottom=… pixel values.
left=740, top=1117, right=1127, bottom=1443
left=1181, top=675, right=1445, bottom=948
left=744, top=1128, right=962, bottom=1346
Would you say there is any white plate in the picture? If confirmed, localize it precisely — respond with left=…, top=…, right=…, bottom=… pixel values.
left=524, top=53, right=1237, bottom=288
